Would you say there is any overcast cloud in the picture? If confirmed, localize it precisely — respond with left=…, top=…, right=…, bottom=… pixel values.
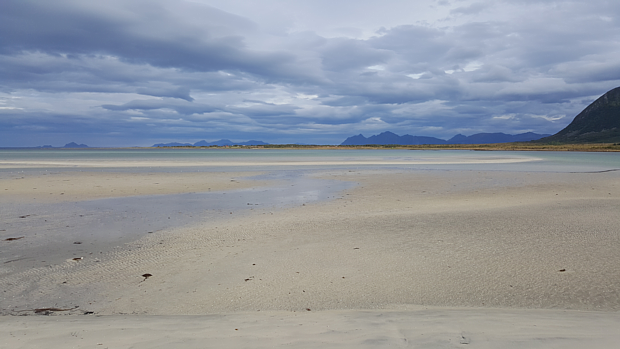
left=1, top=0, right=619, bottom=146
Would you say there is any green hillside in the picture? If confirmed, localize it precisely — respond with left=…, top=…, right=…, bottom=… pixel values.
left=537, top=87, right=620, bottom=143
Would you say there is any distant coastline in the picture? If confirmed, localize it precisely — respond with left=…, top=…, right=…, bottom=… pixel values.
left=3, top=143, right=620, bottom=152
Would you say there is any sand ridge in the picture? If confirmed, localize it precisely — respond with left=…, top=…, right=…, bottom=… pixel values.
left=0, top=155, right=539, bottom=169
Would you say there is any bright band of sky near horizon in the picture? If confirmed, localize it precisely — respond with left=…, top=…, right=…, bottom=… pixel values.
left=1, top=0, right=619, bottom=146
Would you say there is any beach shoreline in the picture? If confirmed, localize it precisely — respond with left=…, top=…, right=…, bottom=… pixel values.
left=2, top=153, right=620, bottom=347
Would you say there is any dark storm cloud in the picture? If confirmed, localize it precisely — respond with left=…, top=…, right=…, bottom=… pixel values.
left=0, top=50, right=261, bottom=98
left=2, top=0, right=620, bottom=146
left=136, top=87, right=194, bottom=102
left=101, top=97, right=300, bottom=120
left=101, top=99, right=219, bottom=115
left=228, top=104, right=299, bottom=118
left=0, top=0, right=290, bottom=75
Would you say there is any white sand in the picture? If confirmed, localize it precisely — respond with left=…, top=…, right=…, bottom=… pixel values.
left=0, top=153, right=538, bottom=169
left=2, top=308, right=619, bottom=348
left=2, top=164, right=620, bottom=348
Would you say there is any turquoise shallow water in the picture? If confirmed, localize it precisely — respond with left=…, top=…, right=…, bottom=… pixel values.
left=1, top=148, right=619, bottom=172
left=0, top=148, right=510, bottom=162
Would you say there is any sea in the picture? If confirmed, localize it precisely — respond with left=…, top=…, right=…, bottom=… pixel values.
left=1, top=148, right=620, bottom=172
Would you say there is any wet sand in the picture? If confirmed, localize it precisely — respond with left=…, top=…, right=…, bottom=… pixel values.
left=0, top=171, right=266, bottom=203
left=1, top=161, right=620, bottom=348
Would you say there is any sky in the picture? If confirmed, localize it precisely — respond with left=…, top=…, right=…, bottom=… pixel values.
left=1, top=0, right=620, bottom=147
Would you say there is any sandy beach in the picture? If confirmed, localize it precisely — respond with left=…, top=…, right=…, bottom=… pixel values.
left=1, top=154, right=620, bottom=348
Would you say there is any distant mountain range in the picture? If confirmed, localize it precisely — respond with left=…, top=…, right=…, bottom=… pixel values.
left=62, top=142, right=89, bottom=148
left=153, top=132, right=551, bottom=148
left=536, top=86, right=620, bottom=143
left=340, top=131, right=550, bottom=146
left=29, top=142, right=89, bottom=148
left=153, top=139, right=270, bottom=147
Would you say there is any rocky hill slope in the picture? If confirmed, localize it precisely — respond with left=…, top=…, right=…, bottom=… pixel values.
left=537, top=87, right=620, bottom=143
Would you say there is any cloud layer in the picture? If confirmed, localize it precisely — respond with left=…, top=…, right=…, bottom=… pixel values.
left=1, top=0, right=620, bottom=146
